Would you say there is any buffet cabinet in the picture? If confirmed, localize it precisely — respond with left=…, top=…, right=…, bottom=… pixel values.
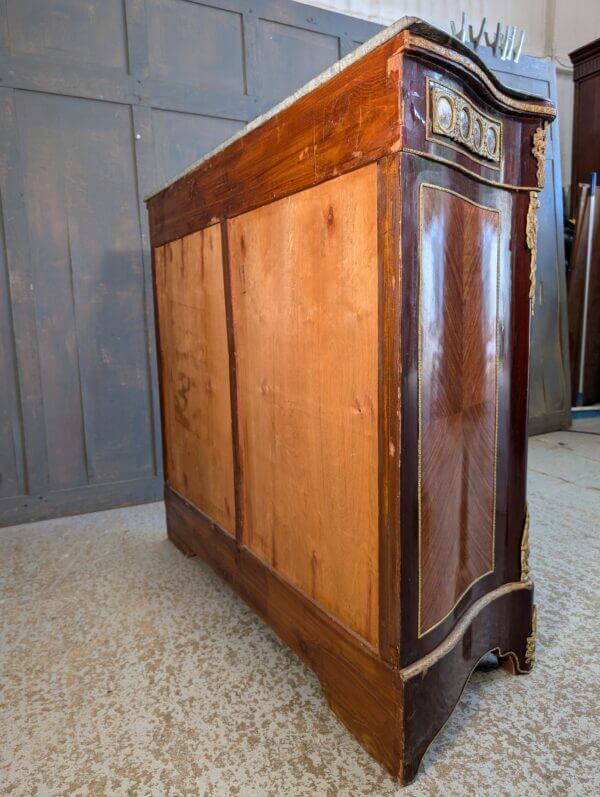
left=146, top=18, right=554, bottom=783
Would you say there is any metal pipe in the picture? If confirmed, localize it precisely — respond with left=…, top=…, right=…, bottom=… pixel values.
left=576, top=172, right=597, bottom=406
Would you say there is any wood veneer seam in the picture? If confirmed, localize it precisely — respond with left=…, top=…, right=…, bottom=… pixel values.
left=219, top=221, right=244, bottom=546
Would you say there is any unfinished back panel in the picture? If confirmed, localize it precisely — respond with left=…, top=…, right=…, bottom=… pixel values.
left=228, top=165, right=379, bottom=646
left=154, top=228, right=235, bottom=535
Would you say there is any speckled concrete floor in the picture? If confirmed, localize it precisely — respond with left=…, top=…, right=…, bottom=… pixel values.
left=1, top=424, right=599, bottom=796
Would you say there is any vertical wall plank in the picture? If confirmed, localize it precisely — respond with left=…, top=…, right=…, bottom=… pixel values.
left=0, top=176, right=25, bottom=498
left=132, top=104, right=162, bottom=478
left=16, top=91, right=89, bottom=490
left=242, top=11, right=261, bottom=114
left=0, top=88, right=49, bottom=495
left=124, top=0, right=150, bottom=78
left=0, top=0, right=9, bottom=52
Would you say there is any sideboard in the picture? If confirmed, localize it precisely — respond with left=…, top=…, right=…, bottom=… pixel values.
left=146, top=17, right=554, bottom=783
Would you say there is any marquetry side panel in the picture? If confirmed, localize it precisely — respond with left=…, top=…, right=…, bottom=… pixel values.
left=154, top=228, right=236, bottom=534
left=418, top=184, right=500, bottom=637
left=228, top=166, right=379, bottom=646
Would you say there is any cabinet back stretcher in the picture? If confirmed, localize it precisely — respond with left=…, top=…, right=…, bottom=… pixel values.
left=145, top=17, right=554, bottom=783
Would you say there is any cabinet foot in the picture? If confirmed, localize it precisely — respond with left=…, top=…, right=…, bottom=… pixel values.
left=398, top=586, right=535, bottom=784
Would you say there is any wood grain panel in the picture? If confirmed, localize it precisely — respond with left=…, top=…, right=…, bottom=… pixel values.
left=418, top=183, right=500, bottom=637
left=229, top=166, right=379, bottom=646
left=154, top=228, right=235, bottom=534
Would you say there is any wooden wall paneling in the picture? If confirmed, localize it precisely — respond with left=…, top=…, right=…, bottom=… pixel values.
left=0, top=0, right=9, bottom=51
left=0, top=142, right=26, bottom=500
left=255, top=18, right=341, bottom=108
left=5, top=0, right=128, bottom=70
left=0, top=87, right=49, bottom=498
left=123, top=0, right=150, bottom=79
left=131, top=103, right=163, bottom=482
left=0, top=0, right=381, bottom=525
left=154, top=230, right=236, bottom=535
left=150, top=109, right=245, bottom=188
left=148, top=33, right=404, bottom=247
left=228, top=166, right=379, bottom=646
left=17, top=91, right=88, bottom=489
left=16, top=91, right=156, bottom=485
left=471, top=50, right=570, bottom=434
left=145, top=0, right=245, bottom=93
left=63, top=97, right=157, bottom=483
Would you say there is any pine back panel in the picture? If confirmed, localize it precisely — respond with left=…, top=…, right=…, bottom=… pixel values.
left=154, top=228, right=235, bottom=534
left=228, top=166, right=379, bottom=645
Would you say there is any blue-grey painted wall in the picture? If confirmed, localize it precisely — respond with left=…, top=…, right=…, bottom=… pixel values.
left=0, top=0, right=380, bottom=526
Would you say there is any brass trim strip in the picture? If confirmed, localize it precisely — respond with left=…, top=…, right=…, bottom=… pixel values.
left=426, top=76, right=503, bottom=171
left=409, top=35, right=556, bottom=118
left=526, top=190, right=541, bottom=315
left=417, top=182, right=501, bottom=639
left=520, top=504, right=531, bottom=583
left=402, top=581, right=532, bottom=678
left=403, top=147, right=541, bottom=192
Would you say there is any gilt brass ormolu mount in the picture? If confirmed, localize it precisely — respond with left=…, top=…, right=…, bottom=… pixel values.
left=429, top=80, right=502, bottom=167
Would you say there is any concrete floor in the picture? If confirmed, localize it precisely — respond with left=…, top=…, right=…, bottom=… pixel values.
left=1, top=422, right=599, bottom=796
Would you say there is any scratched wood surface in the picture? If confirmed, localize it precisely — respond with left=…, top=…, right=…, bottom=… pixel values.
left=154, top=229, right=235, bottom=535
left=418, top=184, right=499, bottom=637
left=228, top=166, right=379, bottom=646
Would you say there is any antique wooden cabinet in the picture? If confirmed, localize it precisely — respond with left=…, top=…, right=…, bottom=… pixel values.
left=146, top=17, right=554, bottom=784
